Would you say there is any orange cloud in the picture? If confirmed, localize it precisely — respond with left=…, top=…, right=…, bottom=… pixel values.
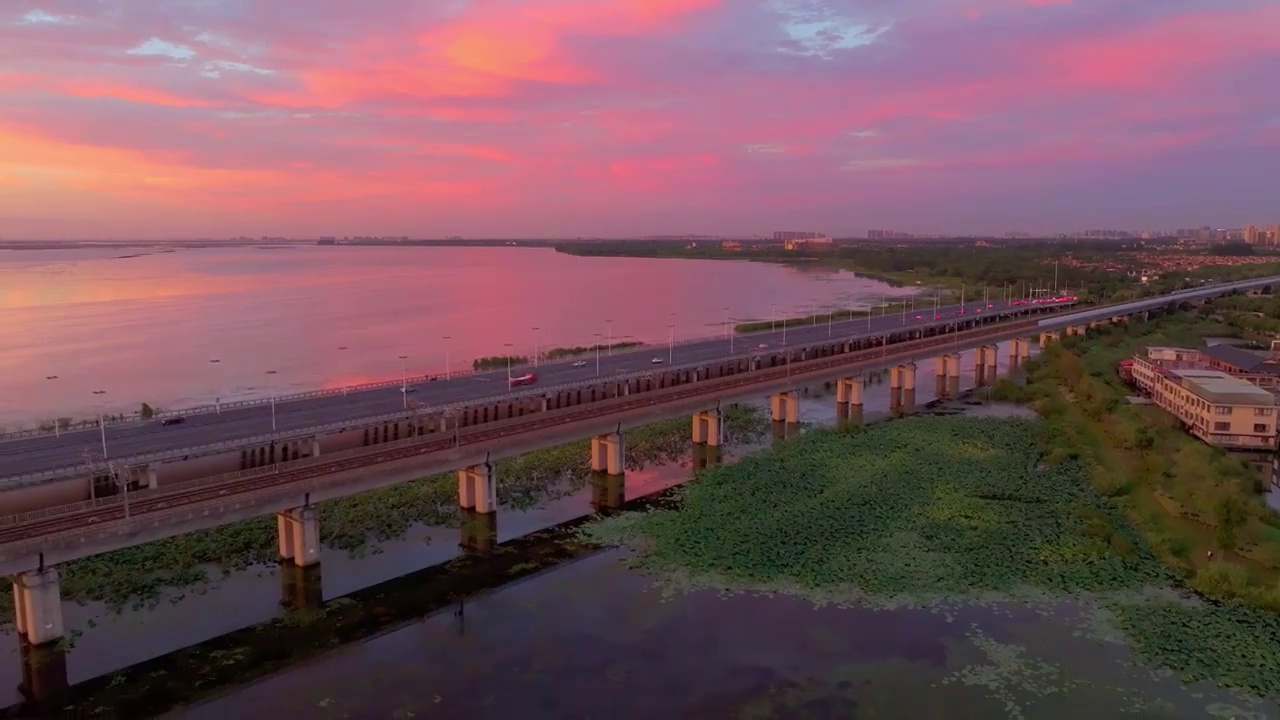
left=259, top=0, right=720, bottom=108
left=0, top=73, right=214, bottom=108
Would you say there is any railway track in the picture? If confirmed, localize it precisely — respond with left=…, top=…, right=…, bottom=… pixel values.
left=0, top=316, right=1041, bottom=546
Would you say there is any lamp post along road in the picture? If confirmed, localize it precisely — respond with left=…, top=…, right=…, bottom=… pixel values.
left=442, top=336, right=452, bottom=379
left=209, top=358, right=222, bottom=413
left=92, top=389, right=108, bottom=458
left=398, top=354, right=409, bottom=409
left=265, top=370, right=278, bottom=432
left=337, top=347, right=349, bottom=395
left=606, top=319, right=613, bottom=356
left=593, top=333, right=602, bottom=377
left=45, top=375, right=60, bottom=437
left=532, top=326, right=541, bottom=367
left=504, top=343, right=514, bottom=389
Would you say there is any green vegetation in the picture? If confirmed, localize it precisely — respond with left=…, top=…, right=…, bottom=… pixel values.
left=584, top=391, right=1280, bottom=697
left=472, top=354, right=530, bottom=371
left=996, top=307, right=1280, bottom=609
left=734, top=301, right=923, bottom=333
left=543, top=341, right=642, bottom=360
left=471, top=342, right=645, bottom=370
left=139, top=403, right=155, bottom=420
left=0, top=405, right=767, bottom=622
left=557, top=239, right=1280, bottom=305
left=584, top=419, right=1166, bottom=603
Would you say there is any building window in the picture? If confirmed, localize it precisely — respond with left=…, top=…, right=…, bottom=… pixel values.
left=1214, top=406, right=1233, bottom=415
left=1255, top=408, right=1274, bottom=417
left=1254, top=424, right=1270, bottom=434
left=1214, top=421, right=1231, bottom=431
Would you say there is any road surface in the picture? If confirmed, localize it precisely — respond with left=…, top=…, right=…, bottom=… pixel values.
left=0, top=297, right=1062, bottom=479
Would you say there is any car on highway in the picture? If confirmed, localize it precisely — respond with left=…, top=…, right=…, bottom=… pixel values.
left=650, top=357, right=664, bottom=364
left=401, top=386, right=417, bottom=394
left=161, top=417, right=185, bottom=426
left=571, top=360, right=587, bottom=367
left=510, top=372, right=537, bottom=387
left=757, top=343, right=768, bottom=349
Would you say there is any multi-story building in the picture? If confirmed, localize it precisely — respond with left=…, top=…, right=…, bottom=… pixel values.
left=1128, top=355, right=1277, bottom=451
left=1201, top=342, right=1280, bottom=396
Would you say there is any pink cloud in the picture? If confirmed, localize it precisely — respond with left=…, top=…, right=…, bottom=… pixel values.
left=0, top=0, right=1275, bottom=237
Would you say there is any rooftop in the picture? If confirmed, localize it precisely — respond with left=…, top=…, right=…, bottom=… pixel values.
left=1168, top=369, right=1277, bottom=406
left=1202, top=344, right=1280, bottom=375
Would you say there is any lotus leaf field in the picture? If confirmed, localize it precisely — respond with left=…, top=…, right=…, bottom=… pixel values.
left=581, top=417, right=1280, bottom=700
left=0, top=405, right=767, bottom=624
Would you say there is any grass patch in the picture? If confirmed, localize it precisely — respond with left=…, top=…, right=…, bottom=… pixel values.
left=582, top=414, right=1280, bottom=697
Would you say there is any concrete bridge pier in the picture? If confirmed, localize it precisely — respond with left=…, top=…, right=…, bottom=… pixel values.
left=983, top=344, right=998, bottom=385
left=934, top=356, right=948, bottom=399
left=590, top=432, right=625, bottom=476
left=692, top=443, right=722, bottom=470
left=458, top=462, right=497, bottom=553
left=1067, top=324, right=1086, bottom=337
left=769, top=392, right=799, bottom=424
left=899, top=363, right=917, bottom=416
left=279, top=561, right=324, bottom=610
left=889, top=366, right=903, bottom=413
left=277, top=506, right=321, bottom=568
left=835, top=377, right=863, bottom=414
left=946, top=353, right=961, bottom=399
left=18, top=637, right=68, bottom=709
left=1039, top=330, right=1059, bottom=349
left=769, top=392, right=799, bottom=442
left=691, top=409, right=723, bottom=447
left=13, top=568, right=64, bottom=647
left=974, top=347, right=987, bottom=388
left=1018, top=337, right=1031, bottom=364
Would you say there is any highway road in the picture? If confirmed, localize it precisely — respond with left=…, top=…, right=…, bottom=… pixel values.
left=0, top=296, right=1063, bottom=479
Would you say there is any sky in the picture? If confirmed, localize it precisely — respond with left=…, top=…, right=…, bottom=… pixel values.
left=0, top=0, right=1277, bottom=240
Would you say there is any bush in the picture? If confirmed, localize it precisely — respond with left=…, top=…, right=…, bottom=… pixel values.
left=1192, top=562, right=1250, bottom=601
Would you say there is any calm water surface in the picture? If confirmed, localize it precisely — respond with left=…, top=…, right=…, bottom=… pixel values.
left=0, top=245, right=916, bottom=427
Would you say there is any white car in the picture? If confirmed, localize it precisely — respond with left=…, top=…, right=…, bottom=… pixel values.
left=650, top=357, right=664, bottom=364
left=757, top=343, right=768, bottom=349
left=571, top=360, right=587, bottom=367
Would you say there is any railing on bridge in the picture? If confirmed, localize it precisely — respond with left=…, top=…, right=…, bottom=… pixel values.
left=0, top=315, right=1047, bottom=529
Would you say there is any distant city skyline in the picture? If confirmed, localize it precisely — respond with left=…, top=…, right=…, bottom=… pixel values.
left=0, top=1, right=1277, bottom=239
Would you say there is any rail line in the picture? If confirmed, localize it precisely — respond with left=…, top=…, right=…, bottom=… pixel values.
left=0, top=317, right=1039, bottom=546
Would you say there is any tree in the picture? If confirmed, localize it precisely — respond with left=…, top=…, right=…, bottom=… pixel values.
left=140, top=403, right=155, bottom=420
left=1214, top=494, right=1249, bottom=551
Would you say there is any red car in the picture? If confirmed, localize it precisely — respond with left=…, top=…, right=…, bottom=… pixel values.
left=510, top=372, right=537, bottom=387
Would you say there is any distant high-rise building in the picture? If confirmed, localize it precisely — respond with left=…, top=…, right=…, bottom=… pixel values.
left=1245, top=225, right=1260, bottom=244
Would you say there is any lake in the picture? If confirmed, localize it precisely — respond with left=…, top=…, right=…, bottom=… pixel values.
left=0, top=245, right=917, bottom=428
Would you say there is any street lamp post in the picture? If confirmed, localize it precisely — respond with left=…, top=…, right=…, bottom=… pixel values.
left=668, top=313, right=675, bottom=364
left=593, top=333, right=603, bottom=377
left=442, top=336, right=452, bottom=379
left=605, top=319, right=613, bottom=356
left=771, top=304, right=777, bottom=332
left=209, top=358, right=222, bottom=413
left=532, top=327, right=541, bottom=367
left=92, top=389, right=108, bottom=458
left=398, top=354, right=409, bottom=409
left=828, top=308, right=834, bottom=337
left=265, top=370, right=278, bottom=431
left=45, top=375, right=59, bottom=437
left=723, top=307, right=730, bottom=340
left=337, top=346, right=349, bottom=395
left=503, top=343, right=514, bottom=388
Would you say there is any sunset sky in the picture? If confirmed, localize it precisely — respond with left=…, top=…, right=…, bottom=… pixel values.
left=1, top=0, right=1277, bottom=239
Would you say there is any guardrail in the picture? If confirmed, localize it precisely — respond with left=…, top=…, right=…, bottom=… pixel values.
left=0, top=316, right=1041, bottom=531
left=0, top=309, right=1056, bottom=488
